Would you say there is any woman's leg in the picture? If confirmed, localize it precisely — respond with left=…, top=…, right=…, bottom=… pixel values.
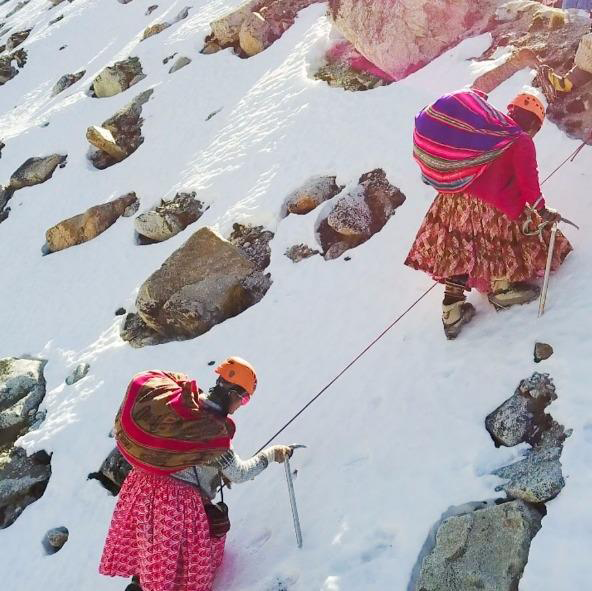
left=442, top=275, right=475, bottom=339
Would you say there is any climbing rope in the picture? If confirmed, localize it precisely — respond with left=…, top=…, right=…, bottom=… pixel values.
left=540, top=130, right=592, bottom=186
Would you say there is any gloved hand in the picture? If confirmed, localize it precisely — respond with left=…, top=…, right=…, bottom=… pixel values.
left=540, top=207, right=562, bottom=223
left=268, top=445, right=293, bottom=463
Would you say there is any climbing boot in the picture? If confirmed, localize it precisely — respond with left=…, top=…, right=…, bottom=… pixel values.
left=488, top=280, right=540, bottom=310
left=442, top=301, right=476, bottom=340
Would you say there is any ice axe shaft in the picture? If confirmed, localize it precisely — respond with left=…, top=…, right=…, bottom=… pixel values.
left=539, top=222, right=558, bottom=317
left=284, top=456, right=303, bottom=548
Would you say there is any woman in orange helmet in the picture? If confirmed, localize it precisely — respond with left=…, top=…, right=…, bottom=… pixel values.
left=406, top=90, right=572, bottom=339
left=100, top=357, right=292, bottom=591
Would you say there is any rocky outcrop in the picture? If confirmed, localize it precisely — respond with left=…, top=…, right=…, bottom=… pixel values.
left=0, top=447, right=51, bottom=529
left=45, top=193, right=138, bottom=253
left=8, top=154, right=66, bottom=191
left=5, top=29, right=31, bottom=52
left=87, top=90, right=153, bottom=169
left=134, top=192, right=206, bottom=243
left=0, top=48, right=27, bottom=86
left=416, top=500, right=543, bottom=591
left=284, top=176, right=343, bottom=216
left=88, top=448, right=131, bottom=495
left=52, top=70, right=85, bottom=96
left=328, top=0, right=500, bottom=81
left=122, top=227, right=272, bottom=346
left=65, top=363, right=90, bottom=386
left=0, top=358, right=47, bottom=449
left=229, top=223, right=274, bottom=270
left=318, top=169, right=406, bottom=259
left=204, top=0, right=321, bottom=57
left=141, top=6, right=191, bottom=41
left=91, top=56, right=145, bottom=98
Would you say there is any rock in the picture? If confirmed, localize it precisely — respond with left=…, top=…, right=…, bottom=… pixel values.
left=169, top=56, right=192, bottom=74
left=129, top=227, right=272, bottom=343
left=146, top=5, right=158, bottom=15
left=319, top=169, right=405, bottom=259
left=44, top=526, right=69, bottom=553
left=65, top=363, right=90, bottom=386
left=485, top=373, right=562, bottom=448
left=284, top=176, right=343, bottom=215
left=142, top=22, right=170, bottom=40
left=115, top=307, right=126, bottom=316
left=5, top=0, right=29, bottom=17
left=329, top=0, right=499, bottom=81
left=534, top=342, right=554, bottom=362
left=163, top=52, right=178, bottom=65
left=52, top=70, right=85, bottom=96
left=88, top=448, right=131, bottom=495
left=134, top=192, right=206, bottom=242
left=315, top=59, right=387, bottom=92
left=45, top=192, right=138, bottom=253
left=210, top=0, right=260, bottom=47
left=88, top=90, right=153, bottom=169
left=229, top=223, right=274, bottom=270
left=0, top=55, right=18, bottom=86
left=91, top=56, right=145, bottom=98
left=119, top=313, right=166, bottom=348
left=48, top=15, right=64, bottom=25
left=239, top=11, right=271, bottom=56
left=86, top=126, right=127, bottom=161
left=417, top=500, right=543, bottom=591
left=285, top=243, right=319, bottom=262
left=0, top=140, right=4, bottom=158
left=8, top=154, right=67, bottom=191
left=494, top=445, right=565, bottom=503
left=5, top=29, right=31, bottom=52
left=0, top=358, right=47, bottom=449
left=0, top=186, right=14, bottom=223
left=0, top=447, right=51, bottom=529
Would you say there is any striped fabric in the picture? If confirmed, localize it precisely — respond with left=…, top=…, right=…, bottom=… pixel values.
left=413, top=89, right=522, bottom=192
left=114, top=371, right=235, bottom=475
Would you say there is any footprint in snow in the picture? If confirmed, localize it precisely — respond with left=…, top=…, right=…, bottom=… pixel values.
left=265, top=574, right=299, bottom=591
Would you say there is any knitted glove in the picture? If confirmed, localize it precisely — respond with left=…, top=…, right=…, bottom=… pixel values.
left=264, top=445, right=293, bottom=464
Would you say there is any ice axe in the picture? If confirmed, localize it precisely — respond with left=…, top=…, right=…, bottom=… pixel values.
left=284, top=444, right=306, bottom=548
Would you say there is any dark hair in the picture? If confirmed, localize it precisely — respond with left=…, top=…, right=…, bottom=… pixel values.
left=508, top=105, right=542, bottom=134
left=207, top=378, right=246, bottom=415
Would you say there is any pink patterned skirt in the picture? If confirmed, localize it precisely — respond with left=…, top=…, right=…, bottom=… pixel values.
left=99, top=469, right=225, bottom=591
left=404, top=192, right=573, bottom=293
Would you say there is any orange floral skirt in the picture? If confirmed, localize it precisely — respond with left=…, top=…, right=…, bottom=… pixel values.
left=404, top=192, right=573, bottom=293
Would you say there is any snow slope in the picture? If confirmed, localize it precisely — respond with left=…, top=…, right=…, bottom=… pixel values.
left=1, top=1, right=591, bottom=589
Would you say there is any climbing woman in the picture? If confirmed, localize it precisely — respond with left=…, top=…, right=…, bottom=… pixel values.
left=405, top=89, right=572, bottom=339
left=99, top=357, right=292, bottom=591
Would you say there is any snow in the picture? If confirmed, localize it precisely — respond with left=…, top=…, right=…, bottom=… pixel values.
left=1, top=1, right=591, bottom=590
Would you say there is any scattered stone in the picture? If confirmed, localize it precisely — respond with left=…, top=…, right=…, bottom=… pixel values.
left=0, top=52, right=22, bottom=86
left=91, top=56, right=145, bottom=98
left=285, top=243, right=319, bottom=262
left=169, top=56, right=191, bottom=74
left=65, top=363, right=90, bottom=386
left=59, top=45, right=67, bottom=51
left=88, top=90, right=153, bottom=169
left=146, top=5, right=158, bottom=15
left=205, top=107, right=223, bottom=121
left=124, top=227, right=272, bottom=346
left=163, top=52, right=178, bottom=64
left=88, top=447, right=131, bottom=495
left=115, top=307, right=126, bottom=316
left=6, top=29, right=31, bottom=52
left=485, top=373, right=564, bottom=448
left=229, top=223, right=274, bottom=270
left=315, top=59, right=387, bottom=92
left=134, top=192, right=206, bottom=242
left=284, top=176, right=343, bottom=215
left=119, top=313, right=167, bottom=348
left=5, top=0, right=30, bottom=18
left=49, top=15, right=64, bottom=25
left=142, top=22, right=170, bottom=40
left=0, top=447, right=51, bottom=529
left=8, top=154, right=67, bottom=191
left=416, top=500, right=543, bottom=591
left=43, top=526, right=69, bottom=553
left=51, top=70, right=85, bottom=96
left=534, top=342, right=554, bottom=363
left=0, top=358, right=47, bottom=449
left=45, top=192, right=138, bottom=253
left=0, top=140, right=4, bottom=158
left=318, top=169, right=405, bottom=260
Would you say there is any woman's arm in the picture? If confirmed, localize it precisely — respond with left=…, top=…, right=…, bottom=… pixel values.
left=512, top=134, right=546, bottom=212
left=215, top=446, right=290, bottom=484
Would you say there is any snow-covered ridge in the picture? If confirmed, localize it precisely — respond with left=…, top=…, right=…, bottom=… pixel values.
left=1, top=1, right=592, bottom=590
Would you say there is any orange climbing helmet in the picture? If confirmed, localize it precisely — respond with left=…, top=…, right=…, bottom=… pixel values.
left=508, top=92, right=546, bottom=124
left=215, top=357, right=258, bottom=396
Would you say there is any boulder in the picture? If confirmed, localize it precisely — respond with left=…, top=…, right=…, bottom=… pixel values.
left=319, top=169, right=405, bottom=259
left=416, top=500, right=543, bottom=591
left=284, top=176, right=343, bottom=215
left=86, top=126, right=127, bottom=160
left=239, top=12, right=271, bottom=56
left=119, top=312, right=169, bottom=348
left=169, top=56, right=192, bottom=74
left=134, top=192, right=206, bottom=242
left=0, top=358, right=47, bottom=449
left=0, top=447, right=51, bottom=529
left=142, top=23, right=170, bottom=40
left=0, top=55, right=18, bottom=86
left=8, top=154, right=66, bottom=191
left=52, top=70, right=85, bottom=96
left=45, top=192, right=138, bottom=253
left=91, top=56, right=145, bottom=98
left=5, top=29, right=31, bottom=52
left=328, top=0, right=500, bottom=81
left=229, top=223, right=274, bottom=270
left=485, top=373, right=561, bottom=448
left=44, top=526, right=69, bottom=553
left=210, top=0, right=260, bottom=47
left=131, top=227, right=271, bottom=341
left=65, top=363, right=90, bottom=385
left=88, top=447, right=131, bottom=495
left=285, top=243, right=319, bottom=262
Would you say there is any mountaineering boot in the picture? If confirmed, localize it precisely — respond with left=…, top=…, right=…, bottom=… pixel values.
left=488, top=280, right=540, bottom=310
left=442, top=301, right=476, bottom=340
